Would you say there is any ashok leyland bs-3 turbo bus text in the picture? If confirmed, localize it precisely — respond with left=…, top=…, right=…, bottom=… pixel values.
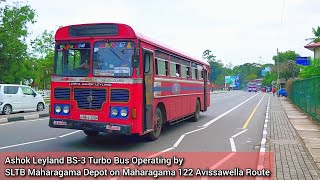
left=49, top=23, right=210, bottom=140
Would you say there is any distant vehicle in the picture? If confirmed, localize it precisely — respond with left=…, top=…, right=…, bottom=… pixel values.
left=247, top=83, right=257, bottom=92
left=0, top=84, right=45, bottom=115
left=278, top=88, right=288, bottom=97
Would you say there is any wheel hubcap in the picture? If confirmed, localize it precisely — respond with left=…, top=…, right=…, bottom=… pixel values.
left=155, top=114, right=161, bottom=131
left=4, top=107, right=10, bottom=114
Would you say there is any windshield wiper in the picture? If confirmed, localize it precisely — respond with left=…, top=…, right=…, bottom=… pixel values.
left=108, top=47, right=125, bottom=62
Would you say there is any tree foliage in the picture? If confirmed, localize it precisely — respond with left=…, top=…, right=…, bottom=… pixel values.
left=299, top=58, right=320, bottom=78
left=30, top=30, right=55, bottom=89
left=271, top=50, right=300, bottom=81
left=0, top=2, right=36, bottom=83
left=306, top=26, right=320, bottom=43
left=203, top=50, right=268, bottom=87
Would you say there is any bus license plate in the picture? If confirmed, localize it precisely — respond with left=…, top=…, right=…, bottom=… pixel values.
left=80, top=115, right=98, bottom=121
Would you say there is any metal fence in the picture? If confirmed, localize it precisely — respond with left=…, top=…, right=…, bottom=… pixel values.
left=36, top=90, right=50, bottom=102
left=291, top=77, right=320, bottom=122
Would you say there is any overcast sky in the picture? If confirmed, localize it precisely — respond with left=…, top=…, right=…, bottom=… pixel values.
left=20, top=0, right=320, bottom=66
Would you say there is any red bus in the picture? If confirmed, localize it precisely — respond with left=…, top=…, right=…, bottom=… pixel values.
left=49, top=23, right=210, bottom=140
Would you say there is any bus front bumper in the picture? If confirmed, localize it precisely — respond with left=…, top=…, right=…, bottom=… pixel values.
left=49, top=119, right=131, bottom=135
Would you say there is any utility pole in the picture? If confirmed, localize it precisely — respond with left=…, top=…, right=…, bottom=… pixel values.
left=277, top=48, right=280, bottom=89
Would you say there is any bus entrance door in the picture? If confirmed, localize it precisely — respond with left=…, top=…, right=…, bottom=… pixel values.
left=143, top=49, right=154, bottom=131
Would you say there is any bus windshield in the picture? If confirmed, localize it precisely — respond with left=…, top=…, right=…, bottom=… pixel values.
left=93, top=41, right=134, bottom=77
left=54, top=42, right=90, bottom=77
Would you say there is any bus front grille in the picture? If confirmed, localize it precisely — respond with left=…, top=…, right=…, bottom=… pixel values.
left=74, top=88, right=106, bottom=110
left=54, top=88, right=70, bottom=100
left=110, top=89, right=129, bottom=102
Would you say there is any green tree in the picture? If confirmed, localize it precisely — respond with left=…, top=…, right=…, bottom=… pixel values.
left=202, top=49, right=225, bottom=83
left=202, top=49, right=216, bottom=62
left=272, top=50, right=300, bottom=80
left=231, top=63, right=262, bottom=88
left=272, top=50, right=300, bottom=64
left=30, top=30, right=55, bottom=89
left=299, top=58, right=320, bottom=78
left=0, top=2, right=36, bottom=83
left=306, top=26, right=320, bottom=43
left=262, top=71, right=277, bottom=86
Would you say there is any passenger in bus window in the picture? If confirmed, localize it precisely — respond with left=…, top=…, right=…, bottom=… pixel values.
left=176, top=64, right=180, bottom=77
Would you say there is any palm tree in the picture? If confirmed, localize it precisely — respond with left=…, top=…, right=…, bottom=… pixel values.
left=306, top=26, right=320, bottom=44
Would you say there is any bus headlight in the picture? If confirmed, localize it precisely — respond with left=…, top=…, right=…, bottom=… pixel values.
left=55, top=106, right=62, bottom=113
left=111, top=108, right=118, bottom=116
left=120, top=109, right=128, bottom=117
left=63, top=106, right=70, bottom=114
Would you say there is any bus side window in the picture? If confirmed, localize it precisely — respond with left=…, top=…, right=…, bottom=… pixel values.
left=170, top=62, right=176, bottom=77
left=144, top=53, right=150, bottom=73
left=156, top=59, right=168, bottom=76
left=155, top=59, right=158, bottom=75
left=165, top=61, right=169, bottom=76
left=181, top=65, right=187, bottom=78
left=198, top=69, right=203, bottom=80
left=176, top=64, right=180, bottom=77
left=192, top=68, right=196, bottom=79
left=186, top=67, right=191, bottom=78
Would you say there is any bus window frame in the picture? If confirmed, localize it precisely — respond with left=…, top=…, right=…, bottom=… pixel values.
left=92, top=40, right=135, bottom=78
left=155, top=58, right=168, bottom=77
left=54, top=41, right=91, bottom=76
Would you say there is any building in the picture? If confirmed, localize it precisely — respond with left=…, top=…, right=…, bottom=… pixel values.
left=304, top=42, right=320, bottom=59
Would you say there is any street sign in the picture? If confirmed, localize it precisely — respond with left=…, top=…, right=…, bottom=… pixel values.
left=296, top=57, right=310, bottom=66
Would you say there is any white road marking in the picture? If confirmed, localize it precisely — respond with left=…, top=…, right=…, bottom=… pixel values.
left=200, top=153, right=236, bottom=180
left=0, top=137, right=57, bottom=150
left=173, top=135, right=185, bottom=148
left=0, top=130, right=81, bottom=150
left=231, top=129, right=248, bottom=138
left=184, top=127, right=206, bottom=135
left=0, top=117, right=49, bottom=126
left=202, top=93, right=260, bottom=127
left=59, top=130, right=81, bottom=138
left=229, top=138, right=237, bottom=152
left=0, top=122, right=14, bottom=126
left=256, top=96, right=271, bottom=172
left=147, top=147, right=175, bottom=158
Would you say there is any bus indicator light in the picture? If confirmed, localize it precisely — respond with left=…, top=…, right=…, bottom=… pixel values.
left=131, top=109, right=137, bottom=119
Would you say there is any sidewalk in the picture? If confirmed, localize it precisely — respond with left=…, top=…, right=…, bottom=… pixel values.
left=267, top=96, right=320, bottom=179
left=0, top=105, right=49, bottom=124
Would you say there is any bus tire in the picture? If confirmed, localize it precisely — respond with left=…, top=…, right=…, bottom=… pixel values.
left=83, top=130, right=99, bottom=136
left=191, top=99, right=200, bottom=122
left=146, top=107, right=162, bottom=141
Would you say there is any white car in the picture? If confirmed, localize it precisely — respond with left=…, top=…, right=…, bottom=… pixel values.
left=0, top=84, right=45, bottom=115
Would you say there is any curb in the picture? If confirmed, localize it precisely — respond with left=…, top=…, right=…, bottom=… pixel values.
left=211, top=91, right=228, bottom=94
left=0, top=113, right=49, bottom=124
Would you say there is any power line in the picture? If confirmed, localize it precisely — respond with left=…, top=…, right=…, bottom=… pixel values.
left=281, top=0, right=286, bottom=25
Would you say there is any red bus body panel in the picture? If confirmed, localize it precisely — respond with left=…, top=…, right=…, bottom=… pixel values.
left=49, top=23, right=210, bottom=136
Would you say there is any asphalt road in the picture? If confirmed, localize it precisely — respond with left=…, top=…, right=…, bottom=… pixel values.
left=0, top=91, right=270, bottom=152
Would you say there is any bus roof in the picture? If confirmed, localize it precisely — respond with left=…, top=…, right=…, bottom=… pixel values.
left=55, top=23, right=209, bottom=66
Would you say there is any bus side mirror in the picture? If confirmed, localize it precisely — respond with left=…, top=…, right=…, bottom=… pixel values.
left=132, top=54, right=140, bottom=68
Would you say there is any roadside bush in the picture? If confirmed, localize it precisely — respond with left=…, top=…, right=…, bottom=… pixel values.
left=285, top=79, right=293, bottom=99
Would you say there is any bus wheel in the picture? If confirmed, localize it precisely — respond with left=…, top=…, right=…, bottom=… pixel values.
left=83, top=130, right=99, bottom=136
left=146, top=107, right=162, bottom=141
left=191, top=100, right=200, bottom=122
